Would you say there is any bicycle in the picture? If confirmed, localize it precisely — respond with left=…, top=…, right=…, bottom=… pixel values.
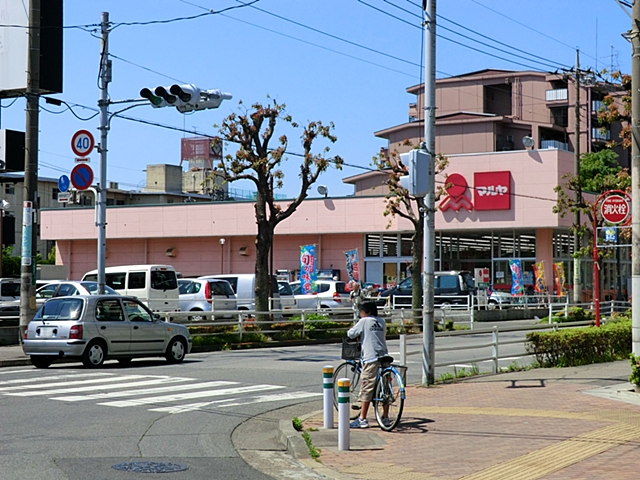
left=332, top=355, right=406, bottom=431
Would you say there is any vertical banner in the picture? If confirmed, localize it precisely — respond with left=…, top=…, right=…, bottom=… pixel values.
left=553, top=262, right=568, bottom=297
left=344, top=249, right=360, bottom=283
left=300, top=245, right=317, bottom=294
left=21, top=201, right=32, bottom=266
left=533, top=261, right=548, bottom=294
left=508, top=259, right=524, bottom=296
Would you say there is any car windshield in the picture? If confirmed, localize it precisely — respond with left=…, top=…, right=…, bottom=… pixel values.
left=80, top=282, right=118, bottom=295
left=278, top=282, right=293, bottom=296
left=35, top=298, right=84, bottom=321
left=462, top=272, right=474, bottom=291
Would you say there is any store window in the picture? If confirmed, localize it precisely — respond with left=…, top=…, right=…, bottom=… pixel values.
left=382, top=234, right=397, bottom=257
left=366, top=234, right=381, bottom=257
left=400, top=234, right=413, bottom=257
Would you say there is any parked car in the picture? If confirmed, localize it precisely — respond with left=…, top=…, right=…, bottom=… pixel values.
left=290, top=280, right=352, bottom=311
left=22, top=295, right=192, bottom=368
left=277, top=281, right=297, bottom=313
left=82, top=265, right=180, bottom=312
left=376, top=271, right=475, bottom=308
left=198, top=274, right=282, bottom=311
left=486, top=288, right=513, bottom=309
left=36, top=281, right=118, bottom=304
left=178, top=278, right=237, bottom=319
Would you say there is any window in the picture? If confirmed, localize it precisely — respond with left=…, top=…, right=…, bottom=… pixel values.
left=123, top=299, right=153, bottom=322
left=56, top=284, right=79, bottom=297
left=277, top=282, right=293, bottom=296
left=366, top=235, right=381, bottom=257
left=400, top=234, right=413, bottom=257
left=52, top=188, right=59, bottom=200
left=382, top=235, right=397, bottom=257
left=36, top=298, right=84, bottom=321
left=335, top=282, right=349, bottom=294
left=95, top=299, right=124, bottom=322
left=36, top=284, right=58, bottom=299
left=211, top=281, right=234, bottom=296
left=105, top=273, right=126, bottom=289
left=1, top=283, right=20, bottom=297
left=150, top=270, right=177, bottom=290
left=128, top=272, right=146, bottom=289
left=5, top=184, right=14, bottom=195
left=178, top=281, right=194, bottom=294
left=438, top=275, right=459, bottom=289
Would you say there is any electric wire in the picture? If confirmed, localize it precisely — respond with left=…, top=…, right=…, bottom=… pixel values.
left=108, top=53, right=186, bottom=84
left=109, top=0, right=260, bottom=30
left=0, top=97, right=21, bottom=108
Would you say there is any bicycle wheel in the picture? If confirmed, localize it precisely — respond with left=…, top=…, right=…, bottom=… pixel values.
left=332, top=361, right=361, bottom=418
left=374, top=368, right=405, bottom=432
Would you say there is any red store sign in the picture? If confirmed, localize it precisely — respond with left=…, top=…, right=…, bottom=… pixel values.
left=440, top=171, right=512, bottom=212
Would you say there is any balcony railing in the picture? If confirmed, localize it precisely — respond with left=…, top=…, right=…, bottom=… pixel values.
left=592, top=127, right=610, bottom=141
left=541, top=139, right=569, bottom=151
left=592, top=100, right=604, bottom=112
left=545, top=89, right=568, bottom=101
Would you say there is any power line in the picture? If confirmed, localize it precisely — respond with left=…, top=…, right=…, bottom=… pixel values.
left=109, top=0, right=260, bottom=30
left=109, top=53, right=186, bottom=84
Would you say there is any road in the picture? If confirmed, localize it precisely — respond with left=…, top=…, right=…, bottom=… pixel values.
left=0, top=325, right=537, bottom=479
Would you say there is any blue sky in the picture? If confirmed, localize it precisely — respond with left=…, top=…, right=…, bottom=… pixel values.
left=0, top=0, right=633, bottom=198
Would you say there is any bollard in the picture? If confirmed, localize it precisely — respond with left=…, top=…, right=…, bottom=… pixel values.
left=323, top=365, right=334, bottom=429
left=337, top=378, right=351, bottom=451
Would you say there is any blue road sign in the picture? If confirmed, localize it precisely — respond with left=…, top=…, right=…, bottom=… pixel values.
left=70, top=164, right=94, bottom=191
left=58, top=175, right=70, bottom=193
left=605, top=227, right=617, bottom=242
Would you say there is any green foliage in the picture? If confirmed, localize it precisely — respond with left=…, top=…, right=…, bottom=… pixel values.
left=2, top=246, right=20, bottom=277
left=292, top=417, right=303, bottom=432
left=302, top=431, right=321, bottom=461
left=629, top=354, right=640, bottom=387
left=579, top=150, right=629, bottom=193
left=437, top=372, right=455, bottom=383
left=525, top=320, right=631, bottom=367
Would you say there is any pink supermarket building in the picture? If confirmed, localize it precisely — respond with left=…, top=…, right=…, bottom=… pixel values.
left=40, top=70, right=630, bottom=298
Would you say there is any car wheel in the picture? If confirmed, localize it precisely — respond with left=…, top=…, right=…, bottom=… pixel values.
left=165, top=337, right=186, bottom=364
left=487, top=301, right=497, bottom=310
left=117, top=358, right=132, bottom=366
left=82, top=340, right=106, bottom=368
left=31, top=356, right=53, bottom=369
left=189, top=309, right=204, bottom=322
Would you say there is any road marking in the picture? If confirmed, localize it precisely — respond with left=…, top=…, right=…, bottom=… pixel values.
left=216, top=391, right=323, bottom=408
left=0, top=372, right=114, bottom=386
left=99, top=384, right=284, bottom=408
left=150, top=398, right=241, bottom=414
left=6, top=376, right=192, bottom=396
left=0, top=374, right=151, bottom=392
left=0, top=369, right=45, bottom=375
left=52, top=380, right=238, bottom=402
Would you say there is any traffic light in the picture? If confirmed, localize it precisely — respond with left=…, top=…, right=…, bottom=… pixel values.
left=139, top=84, right=232, bottom=112
left=398, top=149, right=432, bottom=197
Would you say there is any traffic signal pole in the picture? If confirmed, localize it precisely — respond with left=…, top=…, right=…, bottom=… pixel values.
left=421, top=0, right=436, bottom=385
left=96, top=12, right=110, bottom=294
left=20, top=0, right=41, bottom=337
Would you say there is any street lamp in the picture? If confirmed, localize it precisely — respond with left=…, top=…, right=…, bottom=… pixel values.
left=219, top=238, right=225, bottom=274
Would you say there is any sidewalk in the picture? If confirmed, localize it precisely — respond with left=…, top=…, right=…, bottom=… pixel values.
left=290, top=361, right=640, bottom=480
left=0, top=344, right=30, bottom=367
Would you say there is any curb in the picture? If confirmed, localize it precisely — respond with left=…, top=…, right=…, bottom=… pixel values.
left=0, top=358, right=32, bottom=368
left=278, top=419, right=311, bottom=460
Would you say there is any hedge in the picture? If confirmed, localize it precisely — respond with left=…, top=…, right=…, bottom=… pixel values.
left=525, top=319, right=631, bottom=367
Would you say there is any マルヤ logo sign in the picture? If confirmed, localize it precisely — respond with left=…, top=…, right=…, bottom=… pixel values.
left=600, top=195, right=629, bottom=225
left=474, top=171, right=511, bottom=211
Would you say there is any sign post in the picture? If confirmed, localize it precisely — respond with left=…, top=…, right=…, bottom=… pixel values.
left=593, top=190, right=632, bottom=327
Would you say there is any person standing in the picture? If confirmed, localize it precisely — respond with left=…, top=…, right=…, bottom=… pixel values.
left=347, top=301, right=388, bottom=429
left=349, top=281, right=367, bottom=312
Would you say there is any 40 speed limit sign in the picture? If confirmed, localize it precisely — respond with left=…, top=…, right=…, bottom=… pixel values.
left=71, top=130, right=95, bottom=157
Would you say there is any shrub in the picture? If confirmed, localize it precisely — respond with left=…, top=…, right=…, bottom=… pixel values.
left=525, top=320, right=631, bottom=367
left=629, top=354, right=640, bottom=387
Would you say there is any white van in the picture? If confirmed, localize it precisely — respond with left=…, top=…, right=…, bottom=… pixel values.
left=82, top=265, right=179, bottom=312
left=198, top=274, right=281, bottom=311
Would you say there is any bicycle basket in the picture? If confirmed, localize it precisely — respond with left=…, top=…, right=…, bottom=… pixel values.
left=341, top=337, right=361, bottom=360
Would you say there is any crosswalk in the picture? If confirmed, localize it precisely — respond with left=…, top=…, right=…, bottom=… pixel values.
left=0, top=370, right=321, bottom=413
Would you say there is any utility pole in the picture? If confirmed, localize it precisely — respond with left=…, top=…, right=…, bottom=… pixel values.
left=97, top=12, right=110, bottom=294
left=19, top=0, right=40, bottom=337
left=631, top=1, right=640, bottom=355
left=421, top=0, right=436, bottom=385
left=573, top=49, right=582, bottom=305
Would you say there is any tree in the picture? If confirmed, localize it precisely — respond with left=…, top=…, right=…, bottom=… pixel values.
left=597, top=71, right=631, bottom=149
left=213, top=100, right=343, bottom=321
left=373, top=143, right=448, bottom=323
left=553, top=150, right=631, bottom=298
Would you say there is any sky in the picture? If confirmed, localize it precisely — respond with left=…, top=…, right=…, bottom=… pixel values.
left=0, top=0, right=634, bottom=199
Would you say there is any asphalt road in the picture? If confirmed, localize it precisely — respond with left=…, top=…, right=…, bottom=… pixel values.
left=0, top=324, right=538, bottom=480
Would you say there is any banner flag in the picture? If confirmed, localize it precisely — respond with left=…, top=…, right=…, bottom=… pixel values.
left=509, top=259, right=524, bottom=296
left=553, top=262, right=568, bottom=296
left=300, top=245, right=317, bottom=294
left=533, top=261, right=548, bottom=294
left=344, top=249, right=360, bottom=283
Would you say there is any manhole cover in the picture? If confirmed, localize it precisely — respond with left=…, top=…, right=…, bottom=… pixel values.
left=112, top=462, right=189, bottom=473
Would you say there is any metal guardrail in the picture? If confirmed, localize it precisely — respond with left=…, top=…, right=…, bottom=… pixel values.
left=399, top=319, right=601, bottom=374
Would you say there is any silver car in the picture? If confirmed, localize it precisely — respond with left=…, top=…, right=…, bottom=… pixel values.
left=22, top=295, right=192, bottom=368
left=290, top=280, right=352, bottom=311
left=178, top=278, right=237, bottom=319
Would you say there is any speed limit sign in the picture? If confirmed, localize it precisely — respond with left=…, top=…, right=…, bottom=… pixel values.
left=71, top=130, right=95, bottom=157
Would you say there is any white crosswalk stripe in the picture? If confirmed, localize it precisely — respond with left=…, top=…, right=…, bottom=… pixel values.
left=0, top=371, right=321, bottom=414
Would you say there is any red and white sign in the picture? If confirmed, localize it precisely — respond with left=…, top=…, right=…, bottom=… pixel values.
left=600, top=195, right=630, bottom=224
left=71, top=130, right=95, bottom=157
left=474, top=171, right=511, bottom=210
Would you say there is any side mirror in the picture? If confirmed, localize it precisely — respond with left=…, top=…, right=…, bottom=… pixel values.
left=153, top=313, right=161, bottom=321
